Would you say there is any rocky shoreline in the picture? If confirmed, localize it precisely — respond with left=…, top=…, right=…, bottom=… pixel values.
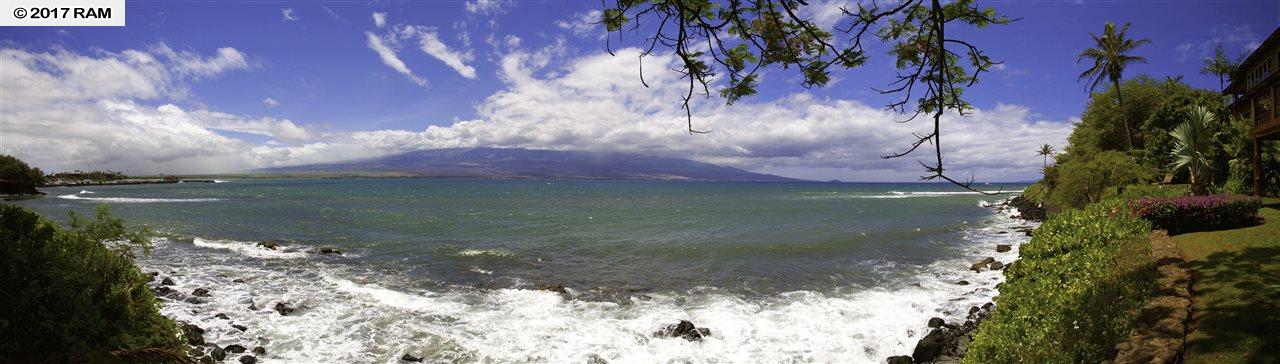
left=885, top=196, right=1043, bottom=363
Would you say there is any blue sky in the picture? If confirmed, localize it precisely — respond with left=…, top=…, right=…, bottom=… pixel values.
left=2, top=0, right=1278, bottom=180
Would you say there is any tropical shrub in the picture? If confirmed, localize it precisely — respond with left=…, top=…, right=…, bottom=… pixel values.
left=0, top=154, right=46, bottom=185
left=1166, top=106, right=1217, bottom=194
left=1102, top=183, right=1188, bottom=201
left=0, top=204, right=180, bottom=360
left=1129, top=194, right=1263, bottom=234
left=1042, top=151, right=1155, bottom=209
left=964, top=201, right=1155, bottom=363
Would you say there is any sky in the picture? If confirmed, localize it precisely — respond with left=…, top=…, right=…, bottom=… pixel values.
left=1, top=0, right=1278, bottom=181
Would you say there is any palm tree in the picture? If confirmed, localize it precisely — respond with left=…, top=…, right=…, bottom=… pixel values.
left=1078, top=22, right=1150, bottom=149
left=1168, top=106, right=1215, bottom=194
left=1200, top=43, right=1239, bottom=93
left=1037, top=144, right=1055, bottom=168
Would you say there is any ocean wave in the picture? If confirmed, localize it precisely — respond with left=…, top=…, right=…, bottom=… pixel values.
left=79, top=189, right=95, bottom=194
left=57, top=194, right=223, bottom=203
left=453, top=249, right=518, bottom=259
left=192, top=237, right=309, bottom=259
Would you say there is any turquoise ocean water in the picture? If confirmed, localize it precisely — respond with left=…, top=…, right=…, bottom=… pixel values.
left=8, top=179, right=1034, bottom=363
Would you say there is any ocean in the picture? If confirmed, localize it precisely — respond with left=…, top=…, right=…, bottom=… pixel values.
left=8, top=178, right=1034, bottom=363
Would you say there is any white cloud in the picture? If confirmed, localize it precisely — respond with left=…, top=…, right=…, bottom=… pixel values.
left=410, top=27, right=477, bottom=79
left=0, top=47, right=315, bottom=174
left=1, top=45, right=1073, bottom=181
left=1175, top=23, right=1259, bottom=62
left=372, top=12, right=386, bottom=28
left=153, top=43, right=249, bottom=79
left=364, top=31, right=428, bottom=87
left=281, top=8, right=298, bottom=21
left=464, top=0, right=513, bottom=15
left=263, top=97, right=279, bottom=108
left=800, top=0, right=850, bottom=30
left=555, top=10, right=602, bottom=39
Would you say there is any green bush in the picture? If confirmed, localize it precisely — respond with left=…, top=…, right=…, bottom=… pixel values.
left=1102, top=183, right=1188, bottom=202
left=0, top=204, right=180, bottom=360
left=1043, top=151, right=1155, bottom=209
left=964, top=201, right=1155, bottom=363
left=0, top=154, right=46, bottom=185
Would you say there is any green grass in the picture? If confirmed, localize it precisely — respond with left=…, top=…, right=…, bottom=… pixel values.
left=1173, top=198, right=1280, bottom=364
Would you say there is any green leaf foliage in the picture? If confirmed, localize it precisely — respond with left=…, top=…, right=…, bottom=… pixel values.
left=0, top=154, right=46, bottom=185
left=1034, top=150, right=1156, bottom=209
left=964, top=201, right=1155, bottom=363
left=0, top=204, right=179, bottom=360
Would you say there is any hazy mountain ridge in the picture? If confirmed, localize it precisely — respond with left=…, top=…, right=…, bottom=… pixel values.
left=258, top=148, right=803, bottom=182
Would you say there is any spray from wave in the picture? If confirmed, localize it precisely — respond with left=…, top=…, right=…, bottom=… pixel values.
left=57, top=194, right=223, bottom=203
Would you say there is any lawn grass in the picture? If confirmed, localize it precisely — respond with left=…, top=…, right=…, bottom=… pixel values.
left=1172, top=198, right=1280, bottom=364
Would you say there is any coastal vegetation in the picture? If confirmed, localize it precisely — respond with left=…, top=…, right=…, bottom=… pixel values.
left=1077, top=22, right=1151, bottom=149
left=0, top=154, right=46, bottom=195
left=0, top=204, right=181, bottom=360
left=965, top=200, right=1155, bottom=363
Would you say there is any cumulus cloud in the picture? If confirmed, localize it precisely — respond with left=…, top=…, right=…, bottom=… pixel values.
left=464, top=0, right=513, bottom=15
left=281, top=8, right=298, bottom=21
left=364, top=31, right=428, bottom=87
left=0, top=47, right=312, bottom=174
left=263, top=97, right=279, bottom=108
left=1, top=44, right=1072, bottom=181
left=372, top=12, right=386, bottom=28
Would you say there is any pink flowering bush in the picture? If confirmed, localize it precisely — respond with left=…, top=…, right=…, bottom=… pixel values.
left=1128, top=194, right=1263, bottom=234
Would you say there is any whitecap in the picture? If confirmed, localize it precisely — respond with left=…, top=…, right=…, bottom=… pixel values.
left=79, top=189, right=95, bottom=194
left=57, top=194, right=222, bottom=203
left=192, top=237, right=309, bottom=259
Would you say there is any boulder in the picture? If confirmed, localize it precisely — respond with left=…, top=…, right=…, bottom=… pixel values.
left=183, top=323, right=205, bottom=346
left=232, top=278, right=246, bottom=283
left=257, top=240, right=281, bottom=250
left=955, top=280, right=970, bottom=286
left=161, top=277, right=176, bottom=286
left=995, top=244, right=1011, bottom=253
left=238, top=355, right=256, bottom=364
left=192, top=288, right=211, bottom=297
left=214, top=313, right=229, bottom=320
left=969, top=257, right=995, bottom=271
left=911, top=329, right=952, bottom=363
left=209, top=346, right=226, bottom=361
left=536, top=284, right=571, bottom=297
left=887, top=355, right=914, bottom=364
left=927, top=317, right=945, bottom=328
left=401, top=354, right=424, bottom=362
left=654, top=320, right=711, bottom=342
left=198, top=355, right=215, bottom=364
left=317, top=247, right=342, bottom=255
left=989, top=261, right=1005, bottom=270
left=154, top=286, right=174, bottom=296
left=183, top=296, right=205, bottom=304
left=252, top=346, right=266, bottom=355
left=231, top=324, right=248, bottom=332
left=225, top=344, right=246, bottom=353
left=274, top=302, right=296, bottom=316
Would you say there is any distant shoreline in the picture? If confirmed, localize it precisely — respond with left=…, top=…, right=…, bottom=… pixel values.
left=40, top=179, right=219, bottom=188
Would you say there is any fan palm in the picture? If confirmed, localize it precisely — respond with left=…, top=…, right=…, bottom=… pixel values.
left=1037, top=144, right=1055, bottom=168
left=1200, top=43, right=1239, bottom=93
left=1168, top=106, right=1216, bottom=194
left=1078, top=22, right=1150, bottom=149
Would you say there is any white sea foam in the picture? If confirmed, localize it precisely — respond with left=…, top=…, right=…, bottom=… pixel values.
left=57, top=194, right=222, bottom=203
left=138, top=204, right=1036, bottom=363
left=454, top=249, right=517, bottom=258
left=79, top=189, right=95, bottom=194
left=192, top=237, right=309, bottom=259
left=213, top=180, right=229, bottom=183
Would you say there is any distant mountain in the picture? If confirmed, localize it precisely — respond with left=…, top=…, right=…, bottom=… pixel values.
left=258, top=148, right=803, bottom=182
